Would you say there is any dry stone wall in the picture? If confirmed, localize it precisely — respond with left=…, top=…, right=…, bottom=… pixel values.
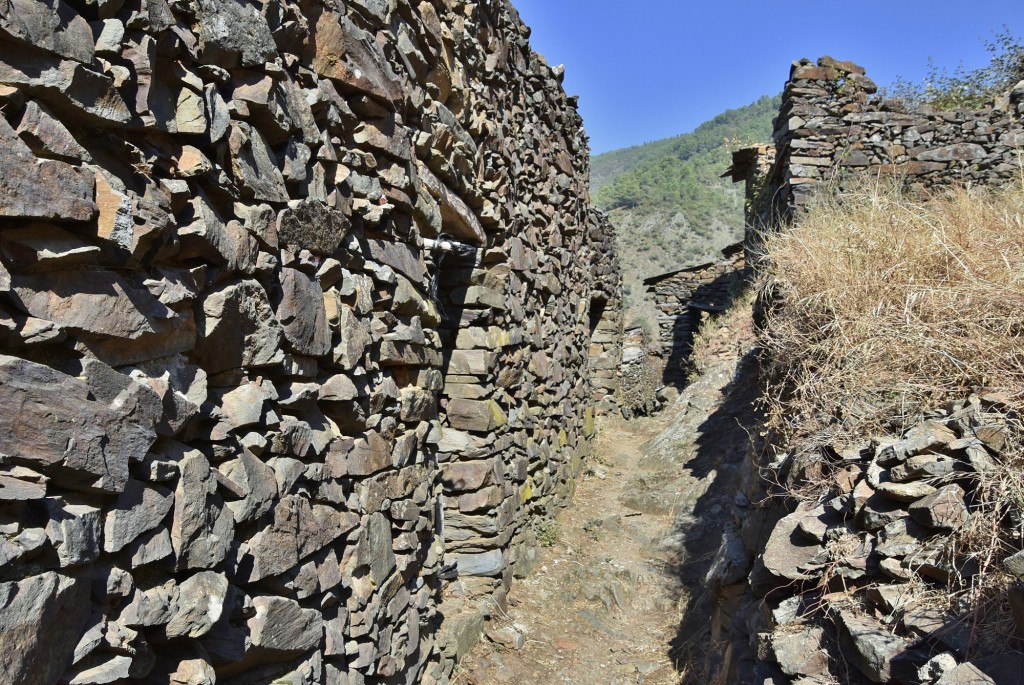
left=0, top=2, right=621, bottom=684
left=585, top=212, right=624, bottom=414
left=643, top=244, right=745, bottom=387
left=735, top=56, right=1024, bottom=224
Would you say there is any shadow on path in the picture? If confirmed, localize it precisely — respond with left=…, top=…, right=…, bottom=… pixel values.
left=664, top=348, right=762, bottom=682
left=661, top=270, right=747, bottom=389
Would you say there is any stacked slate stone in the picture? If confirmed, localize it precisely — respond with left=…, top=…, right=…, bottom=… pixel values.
left=707, top=395, right=1022, bottom=684
left=757, top=56, right=1024, bottom=217
left=642, top=244, right=745, bottom=387
left=585, top=211, right=624, bottom=414
left=0, top=1, right=621, bottom=684
left=617, top=326, right=659, bottom=417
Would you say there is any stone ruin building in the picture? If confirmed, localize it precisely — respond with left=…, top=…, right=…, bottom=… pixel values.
left=0, top=1, right=624, bottom=684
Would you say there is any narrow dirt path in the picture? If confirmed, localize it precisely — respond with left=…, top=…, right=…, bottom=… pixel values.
left=456, top=316, right=759, bottom=685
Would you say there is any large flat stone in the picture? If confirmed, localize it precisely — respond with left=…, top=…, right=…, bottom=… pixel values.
left=227, top=121, right=288, bottom=203
left=103, top=479, right=174, bottom=553
left=305, top=10, right=403, bottom=106
left=276, top=199, right=350, bottom=256
left=243, top=495, right=358, bottom=582
left=0, top=0, right=94, bottom=63
left=0, top=48, right=130, bottom=125
left=0, top=355, right=154, bottom=492
left=0, top=146, right=95, bottom=221
left=11, top=270, right=175, bottom=340
left=172, top=449, right=234, bottom=570
left=193, top=0, right=277, bottom=68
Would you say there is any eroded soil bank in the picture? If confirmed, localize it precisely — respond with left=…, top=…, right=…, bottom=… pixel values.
left=456, top=316, right=759, bottom=685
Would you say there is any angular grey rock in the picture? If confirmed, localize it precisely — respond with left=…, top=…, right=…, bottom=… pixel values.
left=165, top=572, right=228, bottom=639
left=128, top=356, right=208, bottom=436
left=355, top=511, right=397, bottom=585
left=67, top=654, right=133, bottom=685
left=227, top=121, right=288, bottom=203
left=0, top=526, right=46, bottom=567
left=333, top=304, right=371, bottom=370
left=770, top=627, right=829, bottom=677
left=103, top=479, right=174, bottom=553
left=11, top=270, right=176, bottom=340
left=0, top=146, right=96, bottom=221
left=446, top=399, right=505, bottom=433
left=172, top=450, right=234, bottom=570
left=760, top=511, right=825, bottom=582
left=82, top=358, right=161, bottom=437
left=209, top=381, right=275, bottom=440
left=918, top=653, right=959, bottom=683
left=917, top=144, right=988, bottom=162
left=128, top=527, right=173, bottom=567
left=453, top=550, right=504, bottom=577
left=875, top=480, right=937, bottom=502
left=45, top=496, right=101, bottom=567
left=179, top=193, right=258, bottom=274
left=247, top=595, right=323, bottom=655
left=320, top=374, right=358, bottom=402
left=194, top=279, right=284, bottom=373
left=305, top=10, right=404, bottom=106
left=909, top=484, right=968, bottom=530
left=219, top=449, right=278, bottom=525
left=9, top=225, right=88, bottom=275
left=194, top=0, right=277, bottom=68
left=0, top=43, right=129, bottom=123
left=0, top=572, right=90, bottom=685
left=119, top=581, right=177, bottom=629
left=277, top=199, right=351, bottom=256
left=0, top=0, right=94, bottom=63
left=0, top=354, right=154, bottom=492
left=837, top=610, right=910, bottom=682
left=0, top=467, right=48, bottom=501
left=17, top=100, right=90, bottom=161
left=244, top=495, right=358, bottom=581
left=277, top=267, right=331, bottom=356
left=935, top=663, right=996, bottom=684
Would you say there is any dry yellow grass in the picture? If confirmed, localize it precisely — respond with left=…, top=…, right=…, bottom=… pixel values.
left=758, top=178, right=1024, bottom=445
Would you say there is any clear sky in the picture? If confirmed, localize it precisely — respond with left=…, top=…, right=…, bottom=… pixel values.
left=512, top=1, right=1024, bottom=155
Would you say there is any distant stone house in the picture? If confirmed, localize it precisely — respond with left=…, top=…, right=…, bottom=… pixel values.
left=643, top=243, right=746, bottom=386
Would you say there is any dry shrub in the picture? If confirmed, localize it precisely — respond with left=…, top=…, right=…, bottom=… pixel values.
left=758, top=178, right=1024, bottom=445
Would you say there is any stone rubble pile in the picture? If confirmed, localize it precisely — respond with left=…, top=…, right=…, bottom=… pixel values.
left=710, top=395, right=1022, bottom=684
left=0, top=1, right=622, bottom=684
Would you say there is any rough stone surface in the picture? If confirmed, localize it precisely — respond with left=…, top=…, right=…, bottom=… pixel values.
left=0, top=354, right=154, bottom=492
left=0, top=572, right=91, bottom=685
left=0, top=2, right=622, bottom=684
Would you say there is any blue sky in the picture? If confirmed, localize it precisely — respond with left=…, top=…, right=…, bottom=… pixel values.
left=512, top=1, right=1024, bottom=154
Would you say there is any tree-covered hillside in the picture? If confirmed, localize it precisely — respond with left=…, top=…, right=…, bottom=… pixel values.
left=591, top=95, right=780, bottom=329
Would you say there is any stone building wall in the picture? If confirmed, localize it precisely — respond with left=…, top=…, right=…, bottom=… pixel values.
left=585, top=211, right=624, bottom=414
left=617, top=326, right=659, bottom=417
left=643, top=244, right=745, bottom=387
left=733, top=56, right=1024, bottom=225
left=0, top=2, right=620, bottom=685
